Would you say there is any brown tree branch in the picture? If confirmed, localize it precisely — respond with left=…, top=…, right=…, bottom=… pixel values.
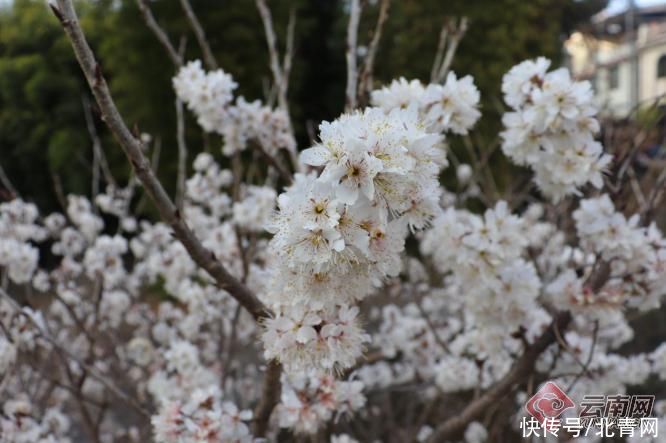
left=51, top=0, right=267, bottom=321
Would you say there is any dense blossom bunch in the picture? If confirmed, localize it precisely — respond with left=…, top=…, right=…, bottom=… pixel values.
left=0, top=396, right=72, bottom=443
left=261, top=96, right=483, bottom=372
left=0, top=199, right=42, bottom=284
left=275, top=373, right=365, bottom=434
left=173, top=60, right=295, bottom=156
left=0, top=162, right=265, bottom=441
left=173, top=60, right=237, bottom=133
left=500, top=57, right=612, bottom=200
left=547, top=194, right=666, bottom=313
left=371, top=72, right=481, bottom=134
left=151, top=386, right=253, bottom=443
left=422, top=201, right=544, bottom=352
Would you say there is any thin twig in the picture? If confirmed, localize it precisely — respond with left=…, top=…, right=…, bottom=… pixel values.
left=179, top=0, right=217, bottom=69
left=358, top=0, right=390, bottom=103
left=282, top=8, right=296, bottom=105
left=255, top=0, right=288, bottom=113
left=255, top=0, right=300, bottom=171
left=341, top=350, right=400, bottom=380
left=431, top=22, right=449, bottom=83
left=435, top=17, right=468, bottom=83
left=415, top=299, right=449, bottom=352
left=51, top=172, right=68, bottom=212
left=135, top=0, right=182, bottom=67
left=567, top=320, right=599, bottom=392
left=257, top=144, right=294, bottom=185
left=175, top=98, right=187, bottom=210
left=82, top=95, right=117, bottom=190
left=627, top=165, right=647, bottom=211
left=345, top=0, right=362, bottom=111
left=0, top=162, right=18, bottom=198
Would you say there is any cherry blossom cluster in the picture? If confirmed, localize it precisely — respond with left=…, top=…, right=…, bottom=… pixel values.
left=371, top=72, right=481, bottom=135
left=1, top=395, right=72, bottom=443
left=151, top=386, right=253, bottom=443
left=173, top=60, right=295, bottom=156
left=500, top=57, right=612, bottom=200
left=275, top=373, right=365, bottom=434
left=261, top=100, right=475, bottom=373
left=547, top=194, right=666, bottom=314
left=421, top=201, right=545, bottom=354
left=172, top=60, right=237, bottom=133
left=0, top=199, right=42, bottom=284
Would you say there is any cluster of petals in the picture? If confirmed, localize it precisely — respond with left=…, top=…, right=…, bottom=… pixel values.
left=422, top=201, right=542, bottom=348
left=500, top=58, right=612, bottom=200
left=275, top=373, right=365, bottom=434
left=371, top=72, right=481, bottom=135
left=173, top=60, right=295, bottom=156
left=263, top=105, right=456, bottom=372
left=546, top=194, right=666, bottom=313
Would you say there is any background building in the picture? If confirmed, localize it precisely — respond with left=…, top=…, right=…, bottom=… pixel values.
left=566, top=3, right=666, bottom=117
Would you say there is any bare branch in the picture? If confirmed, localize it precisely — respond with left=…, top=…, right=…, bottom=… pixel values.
left=430, top=22, right=449, bottom=83
left=136, top=0, right=189, bottom=210
left=282, top=8, right=297, bottom=102
left=51, top=0, right=268, bottom=321
left=0, top=162, right=18, bottom=199
left=175, top=38, right=189, bottom=210
left=179, top=0, right=217, bottom=69
left=436, top=17, right=468, bottom=83
left=255, top=0, right=299, bottom=171
left=175, top=97, right=188, bottom=211
left=51, top=171, right=68, bottom=212
left=358, top=0, right=390, bottom=102
left=255, top=0, right=287, bottom=113
left=256, top=144, right=294, bottom=186
left=345, top=0, right=362, bottom=111
left=415, top=298, right=449, bottom=353
left=82, top=95, right=117, bottom=190
left=135, top=0, right=182, bottom=67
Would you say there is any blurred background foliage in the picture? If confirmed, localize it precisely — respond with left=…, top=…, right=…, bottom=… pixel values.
left=0, top=0, right=607, bottom=211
